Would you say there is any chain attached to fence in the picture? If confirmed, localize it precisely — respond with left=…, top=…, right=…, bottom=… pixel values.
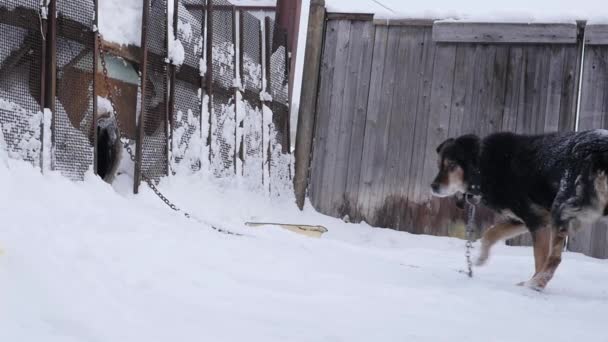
left=464, top=194, right=479, bottom=278
left=97, top=34, right=242, bottom=237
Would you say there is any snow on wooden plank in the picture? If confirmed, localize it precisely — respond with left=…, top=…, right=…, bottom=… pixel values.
left=432, top=22, right=578, bottom=44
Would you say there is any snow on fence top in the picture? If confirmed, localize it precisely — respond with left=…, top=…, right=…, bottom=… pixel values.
left=326, top=0, right=608, bottom=23
left=98, top=0, right=143, bottom=46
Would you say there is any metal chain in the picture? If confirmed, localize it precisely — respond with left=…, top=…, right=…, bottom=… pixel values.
left=97, top=34, right=241, bottom=237
left=464, top=195, right=478, bottom=278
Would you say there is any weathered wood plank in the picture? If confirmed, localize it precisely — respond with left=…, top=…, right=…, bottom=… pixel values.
left=407, top=28, right=438, bottom=234
left=294, top=0, right=326, bottom=210
left=433, top=22, right=578, bottom=44
left=543, top=46, right=567, bottom=132
left=326, top=12, right=374, bottom=21
left=373, top=18, right=434, bottom=27
left=501, top=46, right=524, bottom=132
left=357, top=25, right=389, bottom=221
left=333, top=21, right=375, bottom=219
left=558, top=44, right=581, bottom=131
left=365, top=26, right=402, bottom=225
left=447, top=45, right=470, bottom=137
left=309, top=19, right=339, bottom=209
left=586, top=24, right=608, bottom=45
left=422, top=43, right=457, bottom=236
left=381, top=26, right=427, bottom=231
left=319, top=20, right=352, bottom=214
left=375, top=25, right=415, bottom=229
left=485, top=45, right=509, bottom=136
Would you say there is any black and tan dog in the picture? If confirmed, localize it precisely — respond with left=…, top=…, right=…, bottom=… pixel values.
left=430, top=130, right=608, bottom=290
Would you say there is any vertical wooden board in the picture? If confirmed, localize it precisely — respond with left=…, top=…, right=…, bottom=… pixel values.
left=471, top=44, right=493, bottom=137
left=484, top=45, right=509, bottom=136
left=406, top=28, right=438, bottom=234
left=532, top=46, right=552, bottom=134
left=516, top=47, right=535, bottom=133
left=343, top=22, right=376, bottom=220
left=319, top=20, right=352, bottom=214
left=542, top=46, right=566, bottom=133
left=502, top=46, right=525, bottom=133
left=557, top=45, right=580, bottom=131
left=448, top=45, right=471, bottom=137
left=309, top=20, right=340, bottom=209
left=591, top=221, right=608, bottom=258
left=357, top=25, right=389, bottom=221
left=422, top=43, right=457, bottom=236
left=378, top=26, right=424, bottom=230
left=577, top=46, right=606, bottom=130
left=365, top=26, right=402, bottom=225
left=332, top=20, right=375, bottom=218
left=536, top=46, right=553, bottom=133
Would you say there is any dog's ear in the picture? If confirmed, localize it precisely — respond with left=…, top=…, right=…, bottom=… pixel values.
left=436, top=138, right=455, bottom=154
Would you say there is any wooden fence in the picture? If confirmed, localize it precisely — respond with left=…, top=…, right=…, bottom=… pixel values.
left=297, top=9, right=608, bottom=258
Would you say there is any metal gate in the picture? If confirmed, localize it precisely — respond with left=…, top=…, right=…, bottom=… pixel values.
left=0, top=1, right=44, bottom=167
left=51, top=0, right=97, bottom=180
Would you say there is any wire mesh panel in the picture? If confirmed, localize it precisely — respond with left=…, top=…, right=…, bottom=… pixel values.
left=53, top=0, right=96, bottom=179
left=241, top=11, right=264, bottom=185
left=139, top=0, right=169, bottom=182
left=266, top=18, right=291, bottom=195
left=210, top=5, right=235, bottom=177
left=268, top=18, right=290, bottom=151
left=171, top=2, right=205, bottom=173
left=0, top=2, right=43, bottom=166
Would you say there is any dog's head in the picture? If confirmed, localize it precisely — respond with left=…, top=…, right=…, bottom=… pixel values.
left=430, top=134, right=481, bottom=198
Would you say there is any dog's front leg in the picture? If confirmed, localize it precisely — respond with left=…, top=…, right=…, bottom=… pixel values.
left=476, top=220, right=527, bottom=266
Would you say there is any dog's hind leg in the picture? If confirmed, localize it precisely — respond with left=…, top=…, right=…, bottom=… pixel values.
left=524, top=228, right=567, bottom=290
left=531, top=226, right=551, bottom=275
left=475, top=220, right=527, bottom=266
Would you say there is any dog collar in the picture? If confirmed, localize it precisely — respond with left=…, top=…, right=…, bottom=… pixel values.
left=467, top=168, right=482, bottom=196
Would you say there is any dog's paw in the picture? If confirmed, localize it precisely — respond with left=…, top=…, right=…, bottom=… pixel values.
left=516, top=279, right=546, bottom=291
left=474, top=254, right=488, bottom=266
left=475, top=243, right=489, bottom=266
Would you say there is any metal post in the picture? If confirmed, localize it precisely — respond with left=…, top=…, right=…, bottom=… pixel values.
left=238, top=10, right=245, bottom=175
left=134, top=0, right=151, bottom=194
left=232, top=5, right=238, bottom=175
left=39, top=1, right=48, bottom=171
left=93, top=0, right=99, bottom=175
left=206, top=0, right=214, bottom=164
left=46, top=0, right=57, bottom=172
left=293, top=0, right=325, bottom=209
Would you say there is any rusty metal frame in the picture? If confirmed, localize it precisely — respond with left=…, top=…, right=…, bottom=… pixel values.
left=134, top=0, right=151, bottom=194
left=205, top=0, right=214, bottom=163
left=232, top=5, right=239, bottom=174
left=47, top=0, right=57, bottom=166
left=167, top=0, right=179, bottom=160
left=39, top=3, right=48, bottom=170
left=93, top=0, right=99, bottom=175
left=264, top=16, right=272, bottom=186
left=185, top=4, right=275, bottom=11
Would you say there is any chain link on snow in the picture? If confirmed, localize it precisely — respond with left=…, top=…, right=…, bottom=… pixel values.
left=464, top=195, right=479, bottom=278
left=97, top=34, right=242, bottom=237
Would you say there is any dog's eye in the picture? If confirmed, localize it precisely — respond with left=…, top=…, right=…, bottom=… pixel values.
left=447, top=162, right=457, bottom=171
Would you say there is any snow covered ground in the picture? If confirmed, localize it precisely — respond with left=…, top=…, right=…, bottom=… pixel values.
left=1, top=153, right=608, bottom=341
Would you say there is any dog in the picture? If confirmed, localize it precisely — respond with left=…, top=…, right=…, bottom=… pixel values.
left=430, top=130, right=608, bottom=290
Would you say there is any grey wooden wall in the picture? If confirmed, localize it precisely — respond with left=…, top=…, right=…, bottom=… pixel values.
left=568, top=24, right=608, bottom=258
left=309, top=17, right=590, bottom=246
